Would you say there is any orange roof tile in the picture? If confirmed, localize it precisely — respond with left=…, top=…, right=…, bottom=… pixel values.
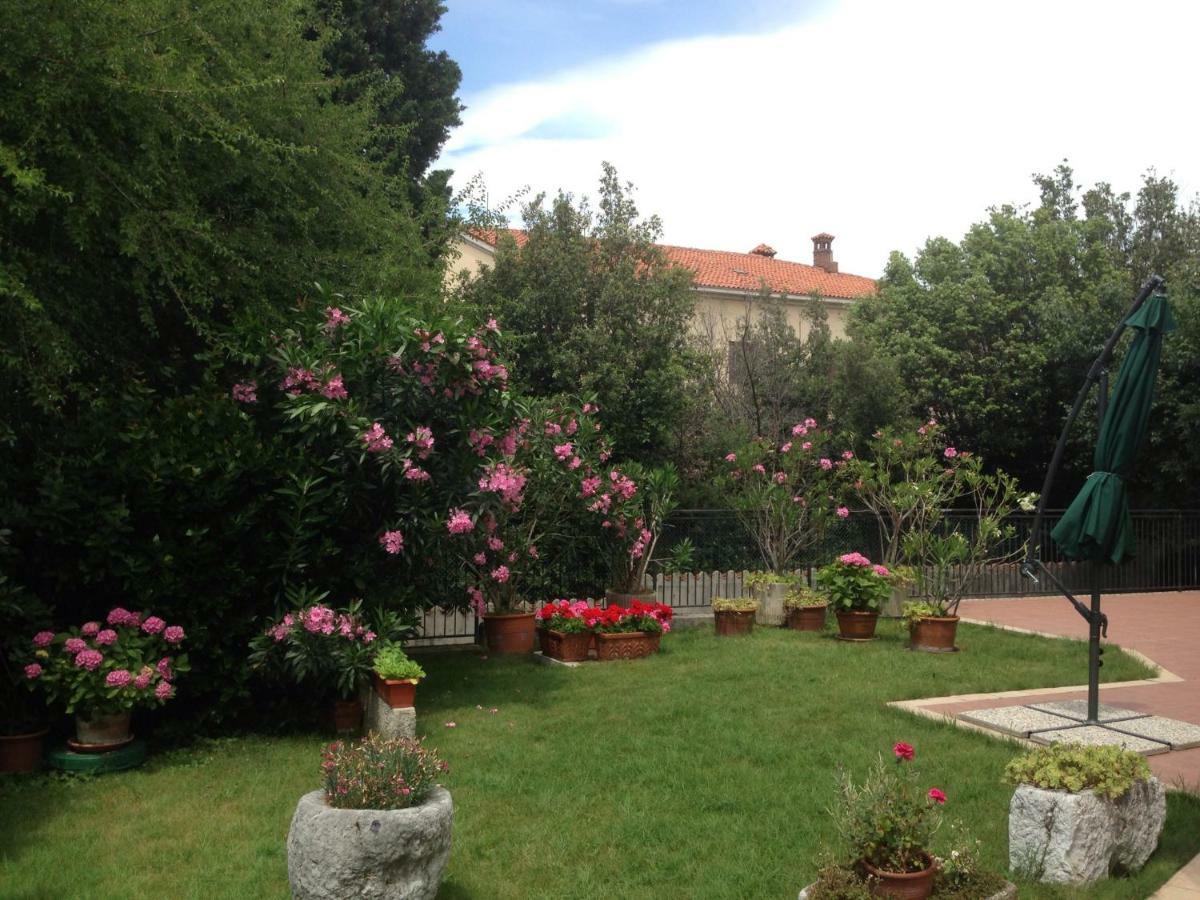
left=469, top=229, right=875, bottom=301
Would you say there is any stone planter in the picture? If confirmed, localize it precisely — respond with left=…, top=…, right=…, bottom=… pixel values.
left=835, top=610, right=879, bottom=641
left=798, top=878, right=1017, bottom=900
left=539, top=628, right=591, bottom=662
left=909, top=615, right=960, bottom=652
left=714, top=609, right=755, bottom=636
left=0, top=727, right=48, bottom=773
left=1008, top=777, right=1166, bottom=883
left=72, top=711, right=133, bottom=751
left=786, top=604, right=827, bottom=632
left=288, top=786, right=453, bottom=900
left=594, top=631, right=660, bottom=661
left=882, top=586, right=908, bottom=618
left=482, top=611, right=536, bottom=655
left=752, top=582, right=789, bottom=626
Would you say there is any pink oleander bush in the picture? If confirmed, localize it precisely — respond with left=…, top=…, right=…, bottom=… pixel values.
left=20, top=607, right=189, bottom=718
left=582, top=462, right=679, bottom=595
left=322, top=734, right=448, bottom=810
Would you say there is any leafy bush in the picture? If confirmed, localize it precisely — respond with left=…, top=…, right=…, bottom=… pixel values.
left=815, top=553, right=894, bottom=613
left=1004, top=743, right=1151, bottom=799
left=784, top=586, right=826, bottom=609
left=372, top=643, right=426, bottom=682
left=712, top=597, right=759, bottom=613
left=322, top=735, right=448, bottom=810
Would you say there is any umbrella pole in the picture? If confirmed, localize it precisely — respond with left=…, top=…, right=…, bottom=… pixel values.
left=1086, top=368, right=1111, bottom=723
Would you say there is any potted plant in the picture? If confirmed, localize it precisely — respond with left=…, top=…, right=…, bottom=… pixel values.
left=535, top=599, right=593, bottom=662
left=287, top=734, right=452, bottom=900
left=587, top=601, right=672, bottom=661
left=371, top=642, right=426, bottom=709
left=18, top=607, right=189, bottom=751
left=816, top=553, right=894, bottom=641
left=783, top=585, right=828, bottom=632
left=720, top=421, right=846, bottom=624
left=249, top=594, right=386, bottom=733
left=712, top=597, right=759, bottom=636
left=830, top=741, right=946, bottom=899
left=1004, top=743, right=1165, bottom=884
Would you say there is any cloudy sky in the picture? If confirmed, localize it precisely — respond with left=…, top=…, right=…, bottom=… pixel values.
left=433, top=0, right=1199, bottom=278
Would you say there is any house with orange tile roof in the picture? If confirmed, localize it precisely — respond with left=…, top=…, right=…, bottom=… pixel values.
left=448, top=229, right=877, bottom=343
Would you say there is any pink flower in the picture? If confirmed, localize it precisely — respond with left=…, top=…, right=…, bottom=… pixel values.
left=321, top=375, right=348, bottom=400
left=362, top=631, right=376, bottom=643
left=478, top=461, right=527, bottom=508
left=487, top=536, right=504, bottom=551
left=473, top=552, right=487, bottom=565
left=490, top=565, right=510, bottom=583
left=80, top=622, right=100, bottom=637
left=565, top=418, right=578, bottom=435
left=724, top=453, right=737, bottom=463
left=75, top=649, right=104, bottom=670
left=752, top=463, right=766, bottom=475
left=836, top=506, right=850, bottom=519
left=873, top=564, right=891, bottom=577
left=802, top=441, right=813, bottom=451
left=24, top=663, right=42, bottom=680
left=163, top=625, right=185, bottom=644
left=928, top=787, right=947, bottom=805
left=568, top=456, right=582, bottom=470
left=554, top=442, right=573, bottom=461
left=544, top=421, right=563, bottom=436
left=839, top=552, right=872, bottom=567
left=380, top=530, right=404, bottom=555
left=774, top=472, right=787, bottom=484
left=401, top=460, right=431, bottom=482
left=842, top=450, right=854, bottom=460
left=407, top=425, right=435, bottom=459
left=106, top=669, right=133, bottom=688
left=780, top=442, right=792, bottom=453
left=361, top=423, right=393, bottom=453
left=581, top=475, right=602, bottom=497
left=819, top=458, right=833, bottom=471
left=32, top=630, right=54, bottom=648
left=107, top=607, right=134, bottom=626
left=507, top=551, right=518, bottom=563
left=467, top=587, right=485, bottom=617
left=324, top=306, right=350, bottom=332
left=893, top=742, right=915, bottom=762
left=944, top=447, right=958, bottom=459
left=281, top=367, right=318, bottom=395
left=232, top=381, right=258, bottom=404
left=155, top=681, right=174, bottom=700
left=528, top=545, right=539, bottom=559
left=446, top=509, right=474, bottom=535
left=444, top=721, right=457, bottom=728
left=791, top=424, right=808, bottom=437
left=141, top=616, right=166, bottom=635
left=157, top=658, right=173, bottom=680
left=582, top=402, right=598, bottom=414
left=805, top=417, right=817, bottom=428
left=65, top=637, right=87, bottom=654
left=95, top=629, right=118, bottom=646
left=134, top=669, right=153, bottom=690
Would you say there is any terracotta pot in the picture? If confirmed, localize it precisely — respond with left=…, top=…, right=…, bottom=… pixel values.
left=594, top=631, right=660, bottom=661
left=714, top=609, right=756, bottom=636
left=0, top=728, right=48, bottom=773
left=332, top=698, right=362, bottom=734
left=835, top=610, right=879, bottom=641
left=786, top=604, right=828, bottom=632
left=74, top=711, right=133, bottom=748
left=862, top=853, right=937, bottom=899
left=372, top=672, right=418, bottom=708
left=909, top=615, right=960, bottom=652
left=539, top=628, right=591, bottom=662
left=483, top=611, right=537, bottom=655
left=604, top=587, right=656, bottom=607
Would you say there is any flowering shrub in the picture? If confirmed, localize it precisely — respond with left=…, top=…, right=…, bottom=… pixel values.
left=583, top=463, right=679, bottom=594
left=20, top=608, right=189, bottom=718
left=815, top=553, right=894, bottom=613
left=720, top=419, right=846, bottom=573
left=830, top=742, right=946, bottom=873
left=535, top=599, right=592, bottom=634
left=321, top=734, right=448, bottom=810
left=248, top=595, right=401, bottom=700
left=585, top=601, right=673, bottom=634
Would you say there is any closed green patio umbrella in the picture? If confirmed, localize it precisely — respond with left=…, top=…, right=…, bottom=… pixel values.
left=1051, top=292, right=1176, bottom=563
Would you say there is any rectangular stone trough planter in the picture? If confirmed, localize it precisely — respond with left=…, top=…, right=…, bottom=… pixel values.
left=1008, top=776, right=1166, bottom=884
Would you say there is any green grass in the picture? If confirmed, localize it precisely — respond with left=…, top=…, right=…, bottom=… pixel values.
left=2, top=621, right=1197, bottom=899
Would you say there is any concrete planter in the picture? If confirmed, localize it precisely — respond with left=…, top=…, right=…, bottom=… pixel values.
left=287, top=786, right=453, bottom=900
left=752, top=582, right=789, bottom=626
left=1008, top=777, right=1166, bottom=884
left=798, top=879, right=1017, bottom=900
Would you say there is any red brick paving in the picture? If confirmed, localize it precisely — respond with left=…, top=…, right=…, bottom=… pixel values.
left=946, top=592, right=1200, bottom=790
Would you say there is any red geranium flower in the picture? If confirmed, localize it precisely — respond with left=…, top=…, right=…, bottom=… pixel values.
left=928, top=787, right=946, bottom=805
left=893, top=742, right=915, bottom=762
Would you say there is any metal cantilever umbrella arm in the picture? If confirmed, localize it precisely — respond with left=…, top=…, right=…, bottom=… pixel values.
left=1020, top=273, right=1166, bottom=624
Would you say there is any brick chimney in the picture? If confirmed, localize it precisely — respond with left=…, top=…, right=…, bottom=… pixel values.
left=811, top=233, right=837, bottom=273
left=749, top=243, right=777, bottom=258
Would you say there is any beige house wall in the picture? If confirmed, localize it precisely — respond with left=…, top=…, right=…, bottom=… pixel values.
left=443, top=238, right=498, bottom=290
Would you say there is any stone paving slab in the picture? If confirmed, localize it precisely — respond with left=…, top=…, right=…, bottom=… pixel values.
left=1026, top=699, right=1148, bottom=723
left=532, top=651, right=583, bottom=669
left=958, top=705, right=1080, bottom=737
left=1107, top=716, right=1200, bottom=751
left=1030, top=724, right=1171, bottom=756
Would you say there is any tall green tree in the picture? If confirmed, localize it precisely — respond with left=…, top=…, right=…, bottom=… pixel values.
left=455, top=163, right=703, bottom=462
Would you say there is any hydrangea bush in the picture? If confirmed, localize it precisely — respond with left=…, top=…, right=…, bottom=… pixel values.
left=22, top=607, right=189, bottom=718
left=815, top=552, right=895, bottom=613
left=322, top=734, right=448, bottom=810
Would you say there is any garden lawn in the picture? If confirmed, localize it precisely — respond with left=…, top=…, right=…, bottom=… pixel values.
left=2, top=621, right=1199, bottom=899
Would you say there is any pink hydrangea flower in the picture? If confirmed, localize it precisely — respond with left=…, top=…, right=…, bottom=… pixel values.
left=528, top=545, right=539, bottom=559
left=446, top=509, right=474, bottom=534
left=75, top=649, right=104, bottom=670
left=32, top=630, right=55, bottom=648
left=582, top=402, right=598, bottom=414
left=95, top=629, right=118, bottom=646
left=467, top=586, right=485, bottom=617
left=80, top=621, right=100, bottom=637
left=232, top=382, right=258, bottom=404
left=134, top=669, right=153, bottom=690
left=107, top=607, right=134, bottom=626
left=839, top=552, right=873, bottom=567
left=106, top=669, right=133, bottom=687
left=380, top=530, right=404, bottom=555
left=141, top=616, right=166, bottom=635
left=361, top=423, right=393, bottom=453
left=24, top=663, right=42, bottom=680
left=163, top=625, right=185, bottom=644
left=873, top=564, right=891, bottom=577
left=362, top=631, right=376, bottom=643
left=155, top=681, right=174, bottom=700
left=65, top=637, right=87, bottom=654
left=157, top=658, right=173, bottom=680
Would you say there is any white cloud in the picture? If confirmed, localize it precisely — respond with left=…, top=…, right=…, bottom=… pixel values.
left=440, top=0, right=1200, bottom=277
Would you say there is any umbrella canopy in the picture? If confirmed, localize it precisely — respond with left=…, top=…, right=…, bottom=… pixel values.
left=1052, top=293, right=1176, bottom=564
